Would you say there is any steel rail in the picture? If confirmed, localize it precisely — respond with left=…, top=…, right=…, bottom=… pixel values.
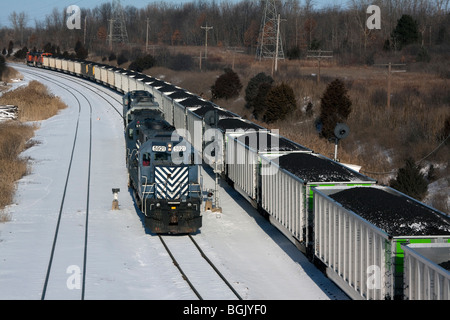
left=17, top=66, right=93, bottom=300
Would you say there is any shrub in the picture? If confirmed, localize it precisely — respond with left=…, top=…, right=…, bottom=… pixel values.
left=117, top=51, right=129, bottom=65
left=169, top=53, right=194, bottom=71
left=75, top=40, right=88, bottom=60
left=318, top=79, right=352, bottom=140
left=108, top=53, right=117, bottom=61
left=263, top=83, right=297, bottom=123
left=389, top=157, right=428, bottom=201
left=13, top=47, right=28, bottom=60
left=391, top=14, right=419, bottom=50
left=286, top=46, right=301, bottom=60
left=211, top=68, right=242, bottom=100
left=417, top=46, right=431, bottom=63
left=245, top=72, right=273, bottom=111
left=252, top=82, right=272, bottom=120
left=0, top=55, right=5, bottom=79
left=129, top=54, right=155, bottom=72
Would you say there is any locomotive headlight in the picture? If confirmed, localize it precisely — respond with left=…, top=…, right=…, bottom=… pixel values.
left=156, top=203, right=161, bottom=207
left=187, top=202, right=192, bottom=207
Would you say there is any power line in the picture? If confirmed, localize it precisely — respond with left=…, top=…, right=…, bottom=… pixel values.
left=374, top=62, right=407, bottom=110
left=107, top=0, right=129, bottom=50
left=360, top=134, right=449, bottom=176
left=306, top=49, right=333, bottom=84
left=256, top=0, right=285, bottom=63
left=200, top=22, right=213, bottom=60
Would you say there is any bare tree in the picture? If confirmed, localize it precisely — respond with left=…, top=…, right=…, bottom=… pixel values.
left=9, top=11, right=28, bottom=46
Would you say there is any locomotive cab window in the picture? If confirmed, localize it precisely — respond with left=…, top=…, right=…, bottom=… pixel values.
left=154, top=152, right=169, bottom=161
left=142, top=153, right=150, bottom=166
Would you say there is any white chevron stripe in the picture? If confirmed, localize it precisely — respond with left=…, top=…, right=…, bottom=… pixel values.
left=155, top=166, right=189, bottom=199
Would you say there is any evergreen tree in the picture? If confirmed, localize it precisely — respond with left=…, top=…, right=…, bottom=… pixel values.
left=0, top=55, right=6, bottom=79
left=263, top=83, right=297, bottom=123
left=318, top=79, right=352, bottom=140
left=391, top=14, right=419, bottom=50
left=390, top=157, right=428, bottom=201
left=245, top=72, right=273, bottom=110
left=74, top=40, right=88, bottom=59
left=252, top=82, right=272, bottom=120
left=286, top=46, right=301, bottom=60
left=128, top=54, right=155, bottom=72
left=13, top=46, right=28, bottom=59
left=211, top=68, right=242, bottom=100
left=7, top=40, right=14, bottom=56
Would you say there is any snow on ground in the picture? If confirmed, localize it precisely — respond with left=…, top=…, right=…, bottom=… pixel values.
left=0, top=65, right=348, bottom=300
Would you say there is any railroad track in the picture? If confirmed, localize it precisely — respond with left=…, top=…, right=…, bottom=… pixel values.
left=14, top=66, right=98, bottom=300
left=14, top=64, right=123, bottom=117
left=16, top=66, right=242, bottom=300
left=23, top=65, right=244, bottom=300
left=159, top=234, right=242, bottom=300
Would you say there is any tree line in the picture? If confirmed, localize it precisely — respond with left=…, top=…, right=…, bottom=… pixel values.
left=1, top=0, right=449, bottom=63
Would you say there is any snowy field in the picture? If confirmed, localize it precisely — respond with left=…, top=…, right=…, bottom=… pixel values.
left=0, top=64, right=348, bottom=303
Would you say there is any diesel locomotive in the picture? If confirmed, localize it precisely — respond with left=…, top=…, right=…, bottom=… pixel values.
left=125, top=101, right=202, bottom=234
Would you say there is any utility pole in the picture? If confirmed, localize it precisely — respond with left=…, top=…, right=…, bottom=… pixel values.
left=307, top=49, right=333, bottom=84
left=227, top=47, right=244, bottom=70
left=83, top=16, right=87, bottom=45
left=146, top=18, right=150, bottom=52
left=106, top=0, right=129, bottom=49
left=108, top=19, right=114, bottom=50
left=201, top=23, right=213, bottom=60
left=376, top=62, right=406, bottom=110
left=256, top=0, right=285, bottom=64
left=272, top=14, right=286, bottom=75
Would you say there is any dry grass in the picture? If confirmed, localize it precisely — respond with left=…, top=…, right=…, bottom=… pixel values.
left=0, top=80, right=67, bottom=121
left=0, top=66, right=23, bottom=83
left=0, top=79, right=67, bottom=221
left=0, top=122, right=36, bottom=217
left=153, top=49, right=450, bottom=212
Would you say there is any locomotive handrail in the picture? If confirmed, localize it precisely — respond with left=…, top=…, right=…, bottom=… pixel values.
left=141, top=175, right=155, bottom=192
left=188, top=183, right=202, bottom=196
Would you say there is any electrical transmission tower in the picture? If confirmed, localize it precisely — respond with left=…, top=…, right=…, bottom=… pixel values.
left=256, top=0, right=285, bottom=63
left=107, top=0, right=129, bottom=49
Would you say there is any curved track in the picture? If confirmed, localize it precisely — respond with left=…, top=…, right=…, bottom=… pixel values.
left=7, top=63, right=350, bottom=301
left=14, top=64, right=243, bottom=300
left=14, top=65, right=94, bottom=299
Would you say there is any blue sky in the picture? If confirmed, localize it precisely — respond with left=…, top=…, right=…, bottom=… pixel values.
left=0, top=0, right=349, bottom=28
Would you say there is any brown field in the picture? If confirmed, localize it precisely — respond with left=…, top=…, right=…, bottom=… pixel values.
left=0, top=80, right=67, bottom=121
left=144, top=46, right=449, bottom=212
left=0, top=78, right=67, bottom=220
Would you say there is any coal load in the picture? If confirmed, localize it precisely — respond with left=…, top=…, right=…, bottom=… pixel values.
left=278, top=153, right=370, bottom=182
left=178, top=96, right=212, bottom=107
left=168, top=91, right=192, bottom=100
left=190, top=104, right=235, bottom=118
left=329, top=187, right=450, bottom=236
left=438, top=261, right=450, bottom=271
left=236, top=132, right=310, bottom=152
left=217, top=118, right=263, bottom=132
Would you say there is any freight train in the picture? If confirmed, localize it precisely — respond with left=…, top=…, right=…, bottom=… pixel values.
left=28, top=53, right=450, bottom=300
left=124, top=94, right=202, bottom=233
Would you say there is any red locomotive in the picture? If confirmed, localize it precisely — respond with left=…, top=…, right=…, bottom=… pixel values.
left=26, top=51, right=52, bottom=66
